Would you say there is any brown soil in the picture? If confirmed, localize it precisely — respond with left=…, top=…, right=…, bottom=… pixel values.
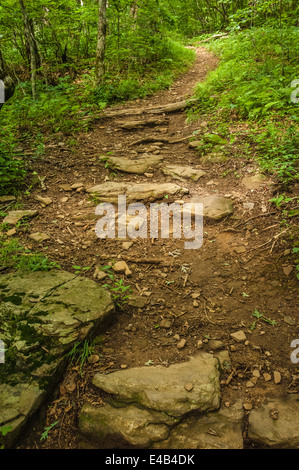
left=14, top=47, right=299, bottom=449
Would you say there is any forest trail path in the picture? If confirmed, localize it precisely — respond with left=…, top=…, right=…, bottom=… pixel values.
left=16, top=47, right=298, bottom=448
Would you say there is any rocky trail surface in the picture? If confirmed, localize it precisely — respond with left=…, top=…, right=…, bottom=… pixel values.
left=1, top=47, right=298, bottom=449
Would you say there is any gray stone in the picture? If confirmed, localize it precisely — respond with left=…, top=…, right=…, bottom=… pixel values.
left=208, top=340, right=225, bottom=351
left=105, top=154, right=162, bottom=174
left=162, top=165, right=206, bottom=182
left=87, top=182, right=188, bottom=203
left=34, top=195, right=52, bottom=206
left=214, top=349, right=231, bottom=372
left=189, top=141, right=202, bottom=149
left=154, top=401, right=244, bottom=449
left=79, top=403, right=176, bottom=448
left=0, top=383, right=45, bottom=448
left=201, top=153, right=227, bottom=164
left=59, top=184, right=72, bottom=191
left=92, top=353, right=220, bottom=417
left=248, top=396, right=299, bottom=448
left=203, top=196, right=233, bottom=220
left=0, top=271, right=114, bottom=447
left=0, top=195, right=16, bottom=203
left=127, top=295, right=148, bottom=309
left=230, top=330, right=247, bottom=342
left=242, top=174, right=269, bottom=190
left=122, top=241, right=133, bottom=250
left=113, top=261, right=132, bottom=276
left=3, top=210, right=38, bottom=226
left=180, top=196, right=233, bottom=221
left=28, top=232, right=50, bottom=243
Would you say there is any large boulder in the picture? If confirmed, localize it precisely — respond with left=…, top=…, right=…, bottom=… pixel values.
left=79, top=403, right=176, bottom=449
left=248, top=396, right=299, bottom=448
left=0, top=271, right=115, bottom=447
left=92, top=353, right=220, bottom=417
left=79, top=353, right=224, bottom=449
left=154, top=401, right=244, bottom=449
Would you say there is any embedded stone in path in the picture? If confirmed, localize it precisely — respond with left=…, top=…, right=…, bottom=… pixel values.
left=162, top=165, right=206, bottom=181
left=189, top=141, right=202, bottom=149
left=28, top=232, right=50, bottom=243
left=242, top=174, right=269, bottom=190
left=201, top=152, right=227, bottom=164
left=202, top=195, right=233, bottom=220
left=154, top=401, right=244, bottom=449
left=0, top=195, right=16, bottom=203
left=79, top=353, right=222, bottom=448
left=0, top=271, right=114, bottom=448
left=87, top=182, right=188, bottom=203
left=178, top=195, right=233, bottom=221
left=102, top=154, right=163, bottom=174
left=248, top=397, right=299, bottom=448
left=34, top=195, right=53, bottom=206
left=92, top=353, right=220, bottom=417
left=79, top=403, right=176, bottom=449
left=3, top=210, right=38, bottom=226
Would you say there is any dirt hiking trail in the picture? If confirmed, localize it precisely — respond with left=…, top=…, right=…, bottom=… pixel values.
left=15, top=47, right=298, bottom=448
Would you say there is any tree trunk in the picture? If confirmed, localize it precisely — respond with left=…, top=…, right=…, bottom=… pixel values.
left=94, top=0, right=107, bottom=87
left=19, top=0, right=40, bottom=100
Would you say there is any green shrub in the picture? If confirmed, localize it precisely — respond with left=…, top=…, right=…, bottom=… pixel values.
left=0, top=138, right=26, bottom=196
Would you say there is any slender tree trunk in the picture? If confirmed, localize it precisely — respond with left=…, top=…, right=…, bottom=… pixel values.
left=94, top=0, right=107, bottom=87
left=19, top=0, right=39, bottom=99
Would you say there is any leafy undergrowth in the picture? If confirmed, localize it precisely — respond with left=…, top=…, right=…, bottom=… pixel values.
left=0, top=39, right=195, bottom=196
left=189, top=28, right=299, bottom=186
left=0, top=237, right=60, bottom=272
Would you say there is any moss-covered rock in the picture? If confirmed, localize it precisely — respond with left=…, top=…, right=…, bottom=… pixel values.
left=0, top=270, right=114, bottom=447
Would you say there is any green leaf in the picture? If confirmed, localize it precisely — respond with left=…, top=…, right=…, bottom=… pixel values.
left=253, top=309, right=263, bottom=319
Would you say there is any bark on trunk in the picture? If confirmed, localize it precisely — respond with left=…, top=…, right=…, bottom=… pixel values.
left=19, top=0, right=40, bottom=100
left=94, top=0, right=107, bottom=87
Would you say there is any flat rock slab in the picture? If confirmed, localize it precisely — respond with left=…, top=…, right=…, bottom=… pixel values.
left=0, top=196, right=16, bottom=203
left=3, top=210, right=38, bottom=226
left=202, top=196, right=233, bottom=220
left=0, top=383, right=45, bottom=448
left=242, top=174, right=269, bottom=190
left=92, top=353, right=220, bottom=417
left=127, top=295, right=148, bottom=308
left=154, top=401, right=244, bottom=449
left=248, top=396, right=299, bottom=448
left=162, top=165, right=206, bottom=181
left=185, top=196, right=233, bottom=220
left=104, top=154, right=163, bottom=174
left=28, top=232, right=50, bottom=243
left=87, top=182, right=188, bottom=203
left=0, top=271, right=114, bottom=447
left=189, top=141, right=202, bottom=149
left=34, top=195, right=52, bottom=206
left=201, top=153, right=227, bottom=164
left=79, top=403, right=176, bottom=449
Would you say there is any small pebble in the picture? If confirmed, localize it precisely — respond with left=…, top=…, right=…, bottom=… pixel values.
left=177, top=339, right=186, bottom=350
left=184, top=383, right=193, bottom=392
left=274, top=371, right=281, bottom=384
left=263, top=373, right=272, bottom=382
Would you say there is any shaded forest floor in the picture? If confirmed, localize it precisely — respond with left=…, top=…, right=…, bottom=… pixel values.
left=14, top=47, right=298, bottom=448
